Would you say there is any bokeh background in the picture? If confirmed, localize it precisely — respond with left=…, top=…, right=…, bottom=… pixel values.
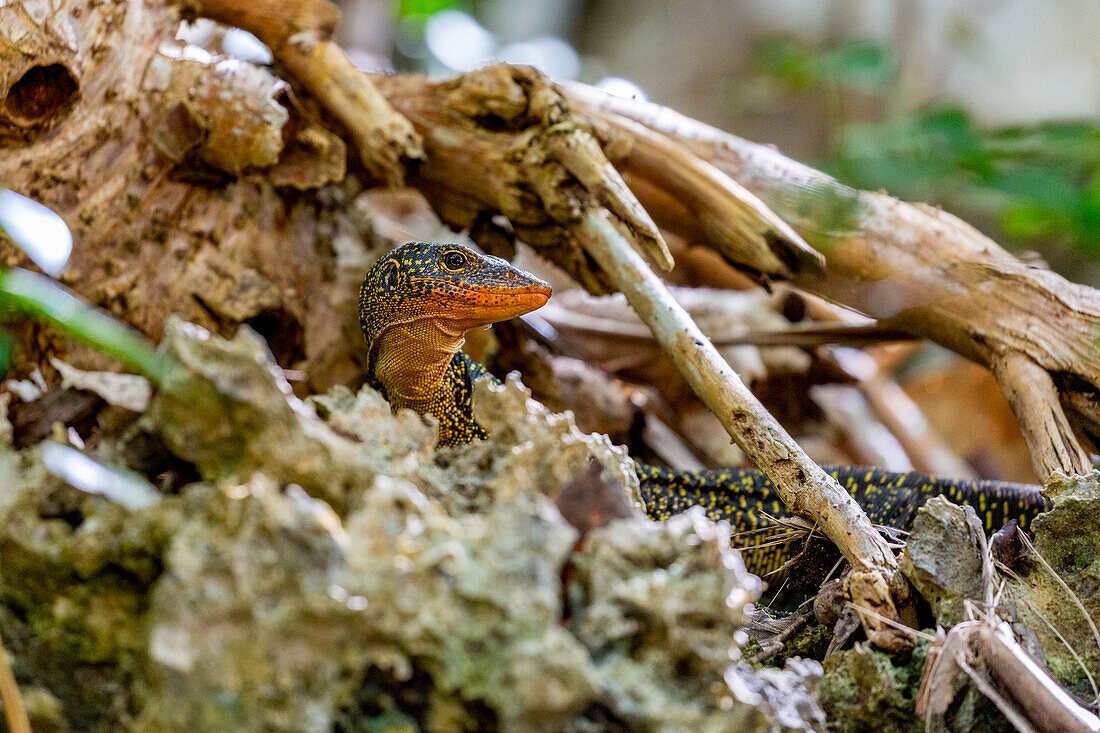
left=339, top=0, right=1100, bottom=286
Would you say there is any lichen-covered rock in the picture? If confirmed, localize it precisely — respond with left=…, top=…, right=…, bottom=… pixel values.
left=899, top=496, right=990, bottom=627
left=135, top=477, right=353, bottom=732
left=819, top=637, right=1011, bottom=733
left=468, top=373, right=643, bottom=510
left=1007, top=470, right=1100, bottom=697
left=0, top=445, right=180, bottom=731
left=569, top=510, right=821, bottom=731
left=148, top=318, right=395, bottom=510
left=818, top=642, right=929, bottom=733
left=2, top=323, right=824, bottom=731
left=572, top=510, right=758, bottom=666
left=1042, top=469, right=1100, bottom=505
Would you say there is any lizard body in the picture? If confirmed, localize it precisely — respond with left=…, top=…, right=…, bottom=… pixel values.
left=359, top=242, right=1048, bottom=575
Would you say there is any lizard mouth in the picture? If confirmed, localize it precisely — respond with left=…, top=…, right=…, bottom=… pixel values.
left=454, top=287, right=550, bottom=322
left=434, top=282, right=552, bottom=326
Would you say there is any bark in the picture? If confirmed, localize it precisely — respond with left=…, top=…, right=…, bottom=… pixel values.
left=179, top=0, right=423, bottom=186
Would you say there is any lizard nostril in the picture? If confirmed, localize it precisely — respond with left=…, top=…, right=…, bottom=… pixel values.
left=505, top=271, right=517, bottom=279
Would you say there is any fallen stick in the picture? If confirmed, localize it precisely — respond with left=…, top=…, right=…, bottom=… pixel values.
left=579, top=210, right=907, bottom=648
left=918, top=618, right=1100, bottom=733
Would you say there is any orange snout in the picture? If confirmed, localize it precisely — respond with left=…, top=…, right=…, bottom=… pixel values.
left=444, top=277, right=552, bottom=328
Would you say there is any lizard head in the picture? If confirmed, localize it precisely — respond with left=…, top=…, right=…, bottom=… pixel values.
left=358, top=242, right=552, bottom=376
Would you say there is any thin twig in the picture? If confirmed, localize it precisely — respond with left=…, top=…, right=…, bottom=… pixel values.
left=577, top=209, right=908, bottom=648
left=536, top=302, right=915, bottom=346
left=955, top=648, right=1040, bottom=733
left=0, top=630, right=31, bottom=733
left=747, top=606, right=815, bottom=664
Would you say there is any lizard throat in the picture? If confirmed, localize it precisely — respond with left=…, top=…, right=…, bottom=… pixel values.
left=371, top=318, right=468, bottom=408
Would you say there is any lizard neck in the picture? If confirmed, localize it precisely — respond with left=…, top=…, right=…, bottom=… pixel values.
left=371, top=317, right=468, bottom=410
left=381, top=349, right=488, bottom=447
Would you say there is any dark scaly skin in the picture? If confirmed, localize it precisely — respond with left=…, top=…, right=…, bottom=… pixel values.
left=360, top=243, right=1049, bottom=575
left=637, top=463, right=1045, bottom=576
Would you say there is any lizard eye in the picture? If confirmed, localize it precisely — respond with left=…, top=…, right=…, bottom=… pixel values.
left=442, top=250, right=467, bottom=271
left=383, top=263, right=399, bottom=290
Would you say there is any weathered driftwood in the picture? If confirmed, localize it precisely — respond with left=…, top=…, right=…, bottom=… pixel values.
left=566, top=83, right=1100, bottom=481
left=180, top=0, right=422, bottom=186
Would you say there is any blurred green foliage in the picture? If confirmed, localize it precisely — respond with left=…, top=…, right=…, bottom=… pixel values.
left=753, top=34, right=897, bottom=94
left=753, top=35, right=1100, bottom=263
left=833, top=113, right=1100, bottom=257
left=396, top=0, right=460, bottom=18
left=0, top=269, right=171, bottom=382
left=0, top=329, right=12, bottom=377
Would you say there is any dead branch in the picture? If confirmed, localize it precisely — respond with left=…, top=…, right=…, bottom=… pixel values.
left=918, top=618, right=1100, bottom=733
left=579, top=211, right=904, bottom=615
left=566, top=83, right=1100, bottom=481
left=603, top=113, right=824, bottom=278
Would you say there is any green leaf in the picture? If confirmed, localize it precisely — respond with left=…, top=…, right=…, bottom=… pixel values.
left=0, top=268, right=172, bottom=383
left=1000, top=203, right=1063, bottom=239
left=822, top=42, right=897, bottom=91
